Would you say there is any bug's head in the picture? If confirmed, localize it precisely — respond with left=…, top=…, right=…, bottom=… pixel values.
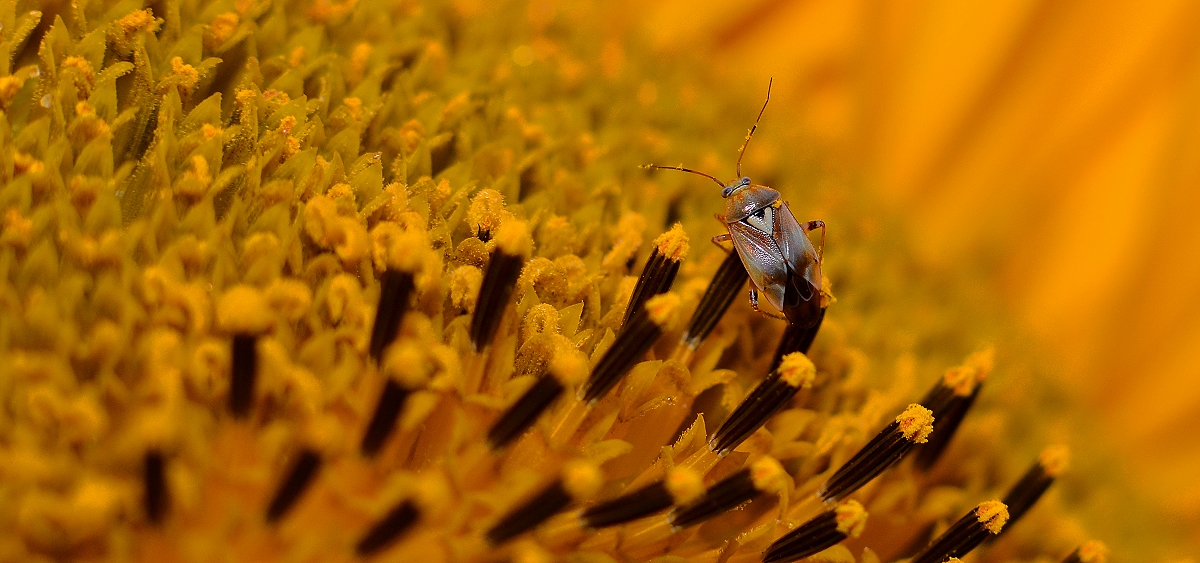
left=722, top=177, right=752, bottom=198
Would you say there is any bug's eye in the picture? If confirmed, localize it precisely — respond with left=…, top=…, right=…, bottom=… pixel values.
left=740, top=177, right=751, bottom=186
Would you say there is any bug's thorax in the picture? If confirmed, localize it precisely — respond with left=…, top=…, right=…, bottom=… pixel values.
left=722, top=177, right=782, bottom=225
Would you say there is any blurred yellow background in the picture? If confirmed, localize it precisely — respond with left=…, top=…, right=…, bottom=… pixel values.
left=602, top=0, right=1200, bottom=536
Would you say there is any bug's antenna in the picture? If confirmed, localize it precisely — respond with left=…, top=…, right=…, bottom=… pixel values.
left=642, top=164, right=726, bottom=189
left=736, top=77, right=772, bottom=178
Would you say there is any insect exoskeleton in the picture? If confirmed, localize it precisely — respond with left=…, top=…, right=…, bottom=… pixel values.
left=644, top=79, right=826, bottom=328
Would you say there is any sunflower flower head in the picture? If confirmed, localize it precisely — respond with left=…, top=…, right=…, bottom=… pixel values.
left=0, top=0, right=1163, bottom=561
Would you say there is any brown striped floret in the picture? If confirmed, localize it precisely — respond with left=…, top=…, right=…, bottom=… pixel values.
left=143, top=450, right=167, bottom=524
left=819, top=404, right=934, bottom=502
left=680, top=249, right=749, bottom=349
left=768, top=308, right=825, bottom=371
left=622, top=224, right=689, bottom=330
left=580, top=293, right=679, bottom=403
left=360, top=344, right=433, bottom=456
left=670, top=457, right=788, bottom=529
left=994, top=445, right=1069, bottom=538
left=486, top=461, right=602, bottom=545
left=470, top=220, right=532, bottom=351
left=582, top=467, right=704, bottom=528
left=368, top=269, right=416, bottom=363
left=356, top=500, right=420, bottom=556
left=762, top=500, right=867, bottom=563
left=911, top=500, right=1008, bottom=563
left=916, top=349, right=993, bottom=469
left=265, top=449, right=322, bottom=523
left=1062, top=540, right=1109, bottom=563
left=229, top=334, right=257, bottom=418
left=487, top=351, right=587, bottom=449
left=710, top=352, right=817, bottom=455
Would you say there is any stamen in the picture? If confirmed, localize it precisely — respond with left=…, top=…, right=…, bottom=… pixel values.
left=768, top=308, right=826, bottom=371
left=368, top=269, right=415, bottom=363
left=487, top=461, right=602, bottom=545
left=580, top=293, right=679, bottom=403
left=710, top=353, right=816, bottom=455
left=488, top=377, right=563, bottom=449
left=622, top=224, right=689, bottom=330
left=361, top=344, right=432, bottom=456
left=471, top=220, right=533, bottom=351
left=819, top=404, right=934, bottom=502
left=1062, top=541, right=1109, bottom=563
left=911, top=500, right=1008, bottom=563
left=355, top=500, right=420, bottom=556
left=995, top=445, right=1069, bottom=538
left=218, top=286, right=272, bottom=419
left=670, top=457, right=787, bottom=529
left=265, top=449, right=321, bottom=523
left=144, top=450, right=167, bottom=524
left=488, top=349, right=588, bottom=449
left=360, top=379, right=410, bottom=457
left=762, top=500, right=867, bottom=563
left=914, top=350, right=992, bottom=470
left=230, top=334, right=257, bottom=418
left=681, top=250, right=748, bottom=349
left=582, top=467, right=703, bottom=529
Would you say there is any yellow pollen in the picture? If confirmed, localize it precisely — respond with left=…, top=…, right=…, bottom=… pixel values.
left=561, top=460, right=603, bottom=500
left=1039, top=444, right=1071, bottom=477
left=664, top=467, right=704, bottom=505
left=201, top=123, right=223, bottom=140
left=974, top=500, right=1009, bottom=534
left=494, top=219, right=533, bottom=258
left=382, top=343, right=432, bottom=388
left=343, top=97, right=363, bottom=120
left=467, top=189, right=510, bottom=238
left=777, top=352, right=816, bottom=388
left=168, top=57, right=199, bottom=92
left=216, top=285, right=272, bottom=334
left=895, top=404, right=934, bottom=443
left=652, top=223, right=690, bottom=261
left=749, top=456, right=789, bottom=494
left=549, top=349, right=588, bottom=386
left=834, top=499, right=868, bottom=537
left=818, top=274, right=836, bottom=309
left=117, top=9, right=158, bottom=35
left=1078, top=540, right=1110, bottom=563
left=289, top=45, right=308, bottom=67
left=644, top=292, right=681, bottom=328
left=0, top=75, right=26, bottom=107
left=208, top=12, right=240, bottom=46
left=448, top=266, right=482, bottom=313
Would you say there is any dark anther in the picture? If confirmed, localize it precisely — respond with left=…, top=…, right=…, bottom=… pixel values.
left=230, top=334, right=257, bottom=418
left=681, top=251, right=748, bottom=349
left=487, top=376, right=565, bottom=449
left=144, top=450, right=168, bottom=524
left=486, top=481, right=573, bottom=545
left=266, top=449, right=322, bottom=523
left=355, top=500, right=420, bottom=556
left=368, top=269, right=416, bottom=363
left=360, top=380, right=411, bottom=457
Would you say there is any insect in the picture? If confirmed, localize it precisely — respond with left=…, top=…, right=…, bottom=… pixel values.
left=646, top=80, right=825, bottom=328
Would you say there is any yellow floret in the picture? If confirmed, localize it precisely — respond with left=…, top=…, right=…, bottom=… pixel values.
left=216, top=285, right=272, bottom=334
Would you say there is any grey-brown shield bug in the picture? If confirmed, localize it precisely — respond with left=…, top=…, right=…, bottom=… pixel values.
left=645, top=80, right=825, bottom=328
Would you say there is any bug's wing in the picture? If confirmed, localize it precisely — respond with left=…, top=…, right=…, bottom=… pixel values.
left=774, top=202, right=821, bottom=292
left=728, top=220, right=789, bottom=312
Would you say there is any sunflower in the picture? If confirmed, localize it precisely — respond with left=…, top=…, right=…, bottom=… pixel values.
left=0, top=0, right=1183, bottom=562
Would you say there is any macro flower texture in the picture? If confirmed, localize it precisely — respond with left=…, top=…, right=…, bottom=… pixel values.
left=0, top=0, right=1183, bottom=562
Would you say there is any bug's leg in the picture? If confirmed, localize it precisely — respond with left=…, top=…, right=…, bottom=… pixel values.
left=711, top=233, right=734, bottom=253
left=748, top=288, right=787, bottom=320
left=802, top=220, right=826, bottom=261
